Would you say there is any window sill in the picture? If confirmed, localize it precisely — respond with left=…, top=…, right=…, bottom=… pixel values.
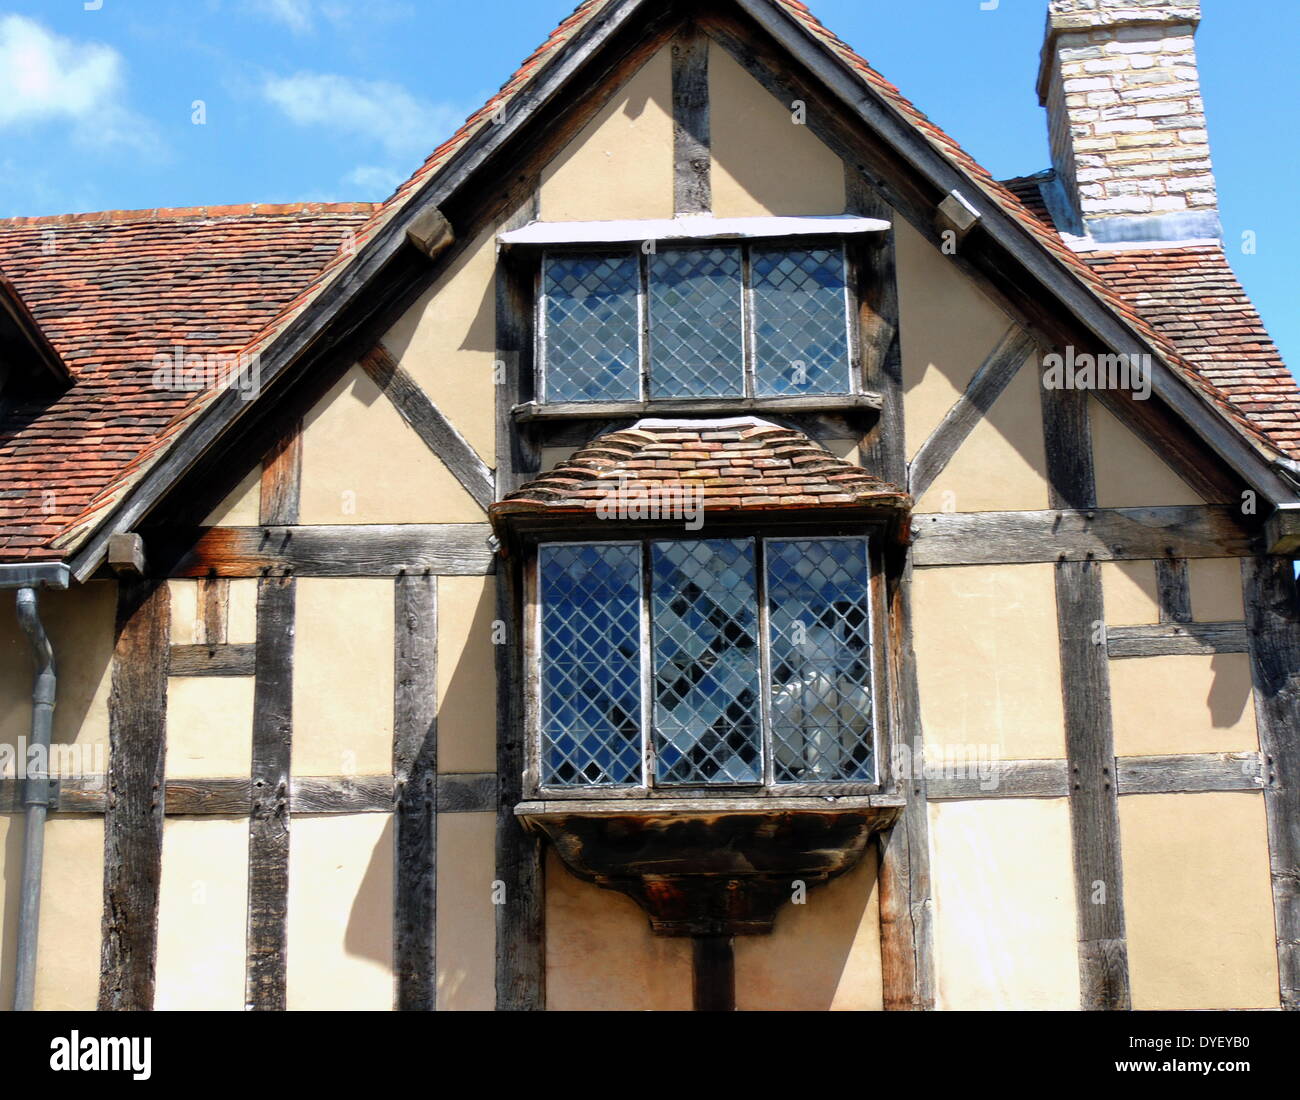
left=517, top=795, right=903, bottom=936
left=513, top=392, right=884, bottom=423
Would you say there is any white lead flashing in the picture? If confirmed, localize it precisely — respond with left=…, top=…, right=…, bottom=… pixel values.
left=1066, top=235, right=1223, bottom=254
left=498, top=213, right=890, bottom=247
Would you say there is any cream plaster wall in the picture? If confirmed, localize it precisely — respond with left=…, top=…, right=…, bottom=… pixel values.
left=896, top=220, right=1017, bottom=459
left=436, top=811, right=495, bottom=1011
left=155, top=817, right=249, bottom=1011
left=735, top=846, right=882, bottom=1010
left=1090, top=398, right=1205, bottom=508
left=299, top=363, right=482, bottom=526
left=545, top=847, right=692, bottom=1010
left=436, top=576, right=497, bottom=775
left=913, top=564, right=1066, bottom=759
left=0, top=581, right=114, bottom=778
left=1110, top=653, right=1257, bottom=757
left=382, top=223, right=499, bottom=466
left=540, top=47, right=674, bottom=222
left=286, top=814, right=394, bottom=1011
left=915, top=355, right=1050, bottom=513
left=1120, top=792, right=1278, bottom=1009
left=166, top=677, right=255, bottom=779
left=708, top=43, right=845, bottom=217
left=293, top=578, right=394, bottom=777
left=930, top=798, right=1081, bottom=1010
left=1102, top=561, right=1160, bottom=626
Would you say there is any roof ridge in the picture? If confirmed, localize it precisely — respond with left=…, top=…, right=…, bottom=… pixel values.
left=0, top=202, right=380, bottom=228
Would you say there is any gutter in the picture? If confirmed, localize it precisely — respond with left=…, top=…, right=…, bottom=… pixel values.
left=0, top=562, right=71, bottom=1011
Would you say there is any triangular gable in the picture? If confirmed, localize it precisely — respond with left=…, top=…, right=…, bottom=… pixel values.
left=56, top=0, right=1298, bottom=580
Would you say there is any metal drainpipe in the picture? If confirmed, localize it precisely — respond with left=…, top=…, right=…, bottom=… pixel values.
left=12, top=586, right=56, bottom=1011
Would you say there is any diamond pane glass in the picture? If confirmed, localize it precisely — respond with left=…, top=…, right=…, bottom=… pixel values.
left=648, top=246, right=745, bottom=398
left=766, top=539, right=874, bottom=782
left=651, top=539, right=761, bottom=784
left=539, top=544, right=643, bottom=787
left=752, top=246, right=850, bottom=396
left=544, top=253, right=640, bottom=402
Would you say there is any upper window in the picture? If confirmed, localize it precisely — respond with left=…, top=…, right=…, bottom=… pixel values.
left=536, top=536, right=876, bottom=791
left=539, top=243, right=853, bottom=403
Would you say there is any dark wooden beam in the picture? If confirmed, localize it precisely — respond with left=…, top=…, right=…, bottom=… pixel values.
left=912, top=505, right=1255, bottom=567
left=1155, top=557, right=1192, bottom=624
left=1242, top=556, right=1300, bottom=1010
left=156, top=524, right=496, bottom=579
left=259, top=422, right=302, bottom=528
left=198, top=576, right=229, bottom=645
left=245, top=574, right=295, bottom=1011
left=98, top=578, right=170, bottom=1011
left=496, top=192, right=546, bottom=1012
left=361, top=345, right=495, bottom=513
left=691, top=935, right=735, bottom=1011
left=672, top=24, right=711, bottom=216
left=394, top=573, right=439, bottom=1011
left=844, top=166, right=934, bottom=1011
left=169, top=643, right=257, bottom=677
left=927, top=752, right=1269, bottom=800
left=908, top=326, right=1038, bottom=501
left=1106, top=621, right=1248, bottom=659
left=1043, top=382, right=1131, bottom=1011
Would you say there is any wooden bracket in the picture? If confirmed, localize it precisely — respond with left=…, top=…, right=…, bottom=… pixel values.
left=405, top=206, right=455, bottom=262
left=1265, top=503, right=1300, bottom=556
left=935, top=189, right=981, bottom=243
left=107, top=532, right=146, bottom=578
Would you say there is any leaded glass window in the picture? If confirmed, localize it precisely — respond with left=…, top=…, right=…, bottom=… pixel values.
left=536, top=537, right=876, bottom=790
left=540, top=243, right=853, bottom=402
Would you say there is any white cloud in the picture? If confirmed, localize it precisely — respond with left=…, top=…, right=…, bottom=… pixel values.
left=0, top=15, right=155, bottom=152
left=263, top=71, right=466, bottom=158
left=247, top=1, right=411, bottom=34
left=343, top=164, right=404, bottom=199
left=0, top=15, right=123, bottom=128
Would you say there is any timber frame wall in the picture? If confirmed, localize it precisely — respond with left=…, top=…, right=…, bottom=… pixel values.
left=10, top=0, right=1294, bottom=1012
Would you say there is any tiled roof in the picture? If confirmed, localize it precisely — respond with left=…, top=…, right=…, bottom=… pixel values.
left=1081, top=245, right=1300, bottom=457
left=492, top=418, right=911, bottom=523
left=0, top=204, right=377, bottom=559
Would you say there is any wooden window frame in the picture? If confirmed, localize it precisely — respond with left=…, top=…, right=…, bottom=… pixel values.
left=522, top=516, right=894, bottom=802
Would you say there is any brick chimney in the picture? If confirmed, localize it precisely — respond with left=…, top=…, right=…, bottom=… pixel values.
left=1037, top=0, right=1221, bottom=246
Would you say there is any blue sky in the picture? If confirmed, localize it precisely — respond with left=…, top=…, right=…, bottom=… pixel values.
left=0, top=0, right=1293, bottom=371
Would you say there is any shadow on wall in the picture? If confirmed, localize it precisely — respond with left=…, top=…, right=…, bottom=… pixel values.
left=1207, top=651, right=1252, bottom=728
left=343, top=815, right=396, bottom=971
left=734, top=848, right=880, bottom=1011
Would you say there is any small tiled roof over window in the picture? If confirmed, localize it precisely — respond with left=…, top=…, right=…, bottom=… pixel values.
left=492, top=417, right=911, bottom=523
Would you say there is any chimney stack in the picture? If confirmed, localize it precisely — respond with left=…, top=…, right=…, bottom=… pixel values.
left=1038, top=0, right=1220, bottom=246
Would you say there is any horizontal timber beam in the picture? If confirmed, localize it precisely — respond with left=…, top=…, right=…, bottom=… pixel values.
left=926, top=752, right=1270, bottom=800
left=153, top=524, right=497, bottom=578
left=0, top=773, right=497, bottom=816
left=1106, top=622, right=1249, bottom=659
left=912, top=505, right=1254, bottom=566
left=169, top=643, right=257, bottom=677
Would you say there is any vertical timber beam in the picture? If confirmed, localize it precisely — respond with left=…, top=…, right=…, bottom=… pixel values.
left=1042, top=382, right=1132, bottom=1010
left=244, top=423, right=300, bottom=1010
left=672, top=25, right=711, bottom=216
left=1155, top=558, right=1192, bottom=624
left=496, top=189, right=545, bottom=1010
left=394, top=573, right=438, bottom=1010
left=849, top=166, right=935, bottom=1010
left=98, top=578, right=170, bottom=1010
left=1243, top=557, right=1300, bottom=1010
left=691, top=935, right=735, bottom=1011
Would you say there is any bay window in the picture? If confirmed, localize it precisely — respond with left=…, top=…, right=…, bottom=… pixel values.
left=537, top=535, right=876, bottom=792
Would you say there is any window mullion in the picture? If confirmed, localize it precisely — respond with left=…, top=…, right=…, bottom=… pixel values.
left=742, top=244, right=756, bottom=399
left=757, top=537, right=774, bottom=788
left=641, top=538, right=655, bottom=789
left=639, top=248, right=651, bottom=403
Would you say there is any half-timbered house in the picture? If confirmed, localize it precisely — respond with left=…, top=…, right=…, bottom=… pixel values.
left=0, top=0, right=1296, bottom=1012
